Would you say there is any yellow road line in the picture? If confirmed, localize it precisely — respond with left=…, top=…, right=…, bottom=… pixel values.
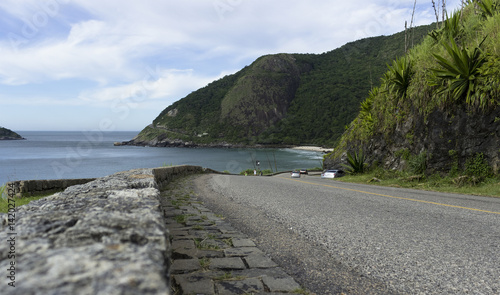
left=282, top=177, right=500, bottom=215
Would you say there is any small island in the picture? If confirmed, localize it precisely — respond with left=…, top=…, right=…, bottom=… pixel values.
left=0, top=127, right=25, bottom=140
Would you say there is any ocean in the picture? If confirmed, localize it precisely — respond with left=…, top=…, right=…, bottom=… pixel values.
left=0, top=131, right=324, bottom=184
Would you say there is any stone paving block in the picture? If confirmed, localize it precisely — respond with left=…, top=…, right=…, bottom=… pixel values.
left=219, top=225, right=239, bottom=234
left=224, top=247, right=264, bottom=257
left=169, top=228, right=189, bottom=237
left=209, top=257, right=246, bottom=270
left=215, top=278, right=264, bottom=295
left=172, top=235, right=196, bottom=241
left=196, top=250, right=224, bottom=258
left=262, top=276, right=302, bottom=292
left=172, top=239, right=196, bottom=250
left=186, top=215, right=203, bottom=221
left=171, top=259, right=201, bottom=274
left=172, top=240, right=198, bottom=259
left=172, top=247, right=198, bottom=259
left=192, top=204, right=211, bottom=212
left=232, top=238, right=256, bottom=247
left=164, top=209, right=184, bottom=217
left=164, top=219, right=178, bottom=225
left=186, top=220, right=216, bottom=227
left=179, top=206, right=199, bottom=214
left=165, top=222, right=185, bottom=229
left=198, top=238, right=231, bottom=250
left=231, top=267, right=290, bottom=279
left=190, top=229, right=222, bottom=238
left=220, top=233, right=249, bottom=239
left=244, top=254, right=278, bottom=268
left=173, top=273, right=215, bottom=295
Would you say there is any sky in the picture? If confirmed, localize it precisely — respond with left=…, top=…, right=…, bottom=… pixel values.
left=0, top=0, right=462, bottom=131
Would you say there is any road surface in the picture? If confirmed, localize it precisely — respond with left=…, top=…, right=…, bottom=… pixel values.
left=193, top=173, right=500, bottom=294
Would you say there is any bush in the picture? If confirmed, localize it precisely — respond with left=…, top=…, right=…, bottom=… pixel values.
left=465, top=153, right=492, bottom=178
left=343, top=150, right=367, bottom=174
left=408, top=151, right=428, bottom=175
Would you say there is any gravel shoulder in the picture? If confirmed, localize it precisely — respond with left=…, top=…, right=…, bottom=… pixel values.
left=193, top=174, right=401, bottom=295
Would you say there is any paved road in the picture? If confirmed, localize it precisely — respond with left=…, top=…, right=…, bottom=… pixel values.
left=194, top=174, right=500, bottom=294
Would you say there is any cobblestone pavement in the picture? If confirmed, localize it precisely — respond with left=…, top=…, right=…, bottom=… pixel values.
left=161, top=177, right=310, bottom=295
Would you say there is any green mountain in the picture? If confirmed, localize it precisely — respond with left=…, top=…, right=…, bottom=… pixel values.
left=125, top=24, right=434, bottom=147
left=325, top=1, right=500, bottom=175
left=0, top=127, right=24, bottom=140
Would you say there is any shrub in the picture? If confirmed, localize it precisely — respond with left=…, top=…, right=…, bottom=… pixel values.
left=343, top=150, right=367, bottom=174
left=408, top=151, right=428, bottom=175
left=0, top=184, right=5, bottom=199
left=430, top=37, right=487, bottom=105
left=464, top=153, right=492, bottom=178
left=448, top=149, right=460, bottom=176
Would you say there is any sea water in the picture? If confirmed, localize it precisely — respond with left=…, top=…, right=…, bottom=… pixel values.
left=0, top=131, right=324, bottom=184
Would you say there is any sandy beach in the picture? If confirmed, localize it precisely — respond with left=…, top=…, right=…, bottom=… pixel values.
left=291, top=146, right=333, bottom=153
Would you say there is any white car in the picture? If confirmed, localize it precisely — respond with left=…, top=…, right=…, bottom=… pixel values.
left=321, top=169, right=345, bottom=179
left=291, top=171, right=301, bottom=178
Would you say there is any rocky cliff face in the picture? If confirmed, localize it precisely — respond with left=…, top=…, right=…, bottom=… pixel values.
left=220, top=54, right=301, bottom=136
left=324, top=105, right=500, bottom=174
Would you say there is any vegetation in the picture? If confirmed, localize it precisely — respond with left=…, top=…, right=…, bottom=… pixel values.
left=337, top=168, right=500, bottom=198
left=0, top=194, right=48, bottom=213
left=135, top=24, right=434, bottom=147
left=239, top=168, right=274, bottom=175
left=430, top=37, right=487, bottom=105
left=0, top=127, right=23, bottom=139
left=329, top=1, right=500, bottom=175
left=343, top=150, right=367, bottom=174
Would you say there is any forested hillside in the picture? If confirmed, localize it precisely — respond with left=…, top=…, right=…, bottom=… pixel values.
left=127, top=24, right=433, bottom=147
left=325, top=0, right=500, bottom=175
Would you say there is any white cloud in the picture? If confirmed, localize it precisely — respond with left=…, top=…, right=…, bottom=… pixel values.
left=0, top=0, right=463, bottom=130
left=78, top=68, right=226, bottom=108
left=0, top=0, right=448, bottom=86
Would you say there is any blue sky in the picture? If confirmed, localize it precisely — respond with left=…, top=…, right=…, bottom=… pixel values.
left=1, top=0, right=461, bottom=131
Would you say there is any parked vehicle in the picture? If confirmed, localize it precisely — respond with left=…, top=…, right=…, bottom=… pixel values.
left=321, top=169, right=345, bottom=179
left=291, top=171, right=301, bottom=178
left=299, top=169, right=308, bottom=175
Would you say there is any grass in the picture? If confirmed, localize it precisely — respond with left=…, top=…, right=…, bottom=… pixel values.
left=335, top=170, right=500, bottom=198
left=194, top=237, right=221, bottom=250
left=199, top=257, right=211, bottom=270
left=1, top=184, right=62, bottom=213
left=0, top=195, right=51, bottom=213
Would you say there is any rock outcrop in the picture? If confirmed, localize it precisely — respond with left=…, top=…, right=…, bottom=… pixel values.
left=324, top=106, right=500, bottom=174
left=0, top=127, right=24, bottom=140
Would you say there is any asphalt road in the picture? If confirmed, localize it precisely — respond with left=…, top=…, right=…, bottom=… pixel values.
left=193, top=173, right=500, bottom=295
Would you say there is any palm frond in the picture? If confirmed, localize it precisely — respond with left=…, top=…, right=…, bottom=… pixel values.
left=430, top=37, right=487, bottom=104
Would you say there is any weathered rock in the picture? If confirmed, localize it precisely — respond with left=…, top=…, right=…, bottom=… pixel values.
left=0, top=168, right=171, bottom=295
left=325, top=106, right=500, bottom=174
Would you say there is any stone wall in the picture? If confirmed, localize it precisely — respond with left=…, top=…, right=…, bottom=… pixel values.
left=0, top=165, right=208, bottom=294
left=5, top=178, right=96, bottom=198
